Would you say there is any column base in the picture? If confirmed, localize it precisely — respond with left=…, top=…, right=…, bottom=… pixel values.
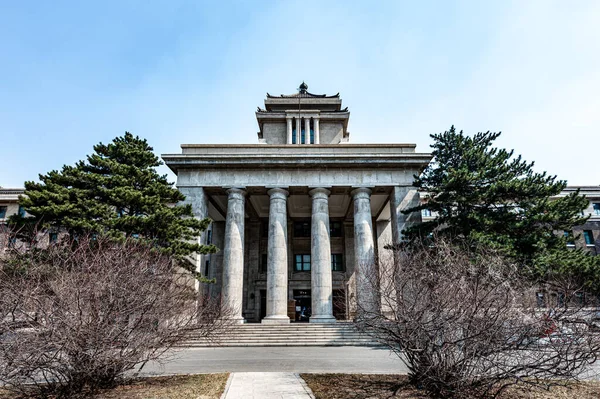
left=261, top=316, right=290, bottom=324
left=309, top=315, right=337, bottom=323
left=228, top=316, right=246, bottom=324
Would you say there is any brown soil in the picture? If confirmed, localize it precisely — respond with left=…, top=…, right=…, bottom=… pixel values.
left=0, top=373, right=229, bottom=399
left=300, top=373, right=600, bottom=399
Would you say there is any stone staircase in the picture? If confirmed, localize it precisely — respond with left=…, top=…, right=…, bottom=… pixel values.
left=180, top=322, right=382, bottom=347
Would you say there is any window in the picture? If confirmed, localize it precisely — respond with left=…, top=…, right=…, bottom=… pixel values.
left=332, top=254, right=344, bottom=271
left=260, top=254, right=268, bottom=273
left=292, top=125, right=297, bottom=144
left=204, top=260, right=210, bottom=277
left=49, top=232, right=58, bottom=243
left=536, top=292, right=545, bottom=307
left=594, top=203, right=600, bottom=216
left=564, top=230, right=575, bottom=246
left=206, top=229, right=212, bottom=245
left=18, top=206, right=25, bottom=217
left=421, top=209, right=432, bottom=217
left=330, top=221, right=343, bottom=237
left=294, top=254, right=311, bottom=271
left=294, top=221, right=311, bottom=237
left=0, top=206, right=6, bottom=219
left=584, top=230, right=595, bottom=245
left=301, top=128, right=306, bottom=144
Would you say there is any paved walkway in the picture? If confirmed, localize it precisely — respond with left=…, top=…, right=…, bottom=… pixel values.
left=223, top=372, right=315, bottom=399
left=140, top=346, right=406, bottom=375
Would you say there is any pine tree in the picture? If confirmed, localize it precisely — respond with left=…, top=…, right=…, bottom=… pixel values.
left=404, top=126, right=599, bottom=288
left=11, top=132, right=216, bottom=274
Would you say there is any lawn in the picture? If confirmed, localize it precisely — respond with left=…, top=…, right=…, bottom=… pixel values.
left=0, top=373, right=229, bottom=399
left=301, top=374, right=600, bottom=399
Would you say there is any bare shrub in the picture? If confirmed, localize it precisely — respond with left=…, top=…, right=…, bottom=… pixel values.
left=356, top=238, right=600, bottom=398
left=0, top=234, right=232, bottom=398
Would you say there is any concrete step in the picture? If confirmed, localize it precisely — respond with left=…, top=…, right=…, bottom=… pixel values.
left=179, top=340, right=382, bottom=347
left=188, top=332, right=366, bottom=337
left=180, top=322, right=380, bottom=347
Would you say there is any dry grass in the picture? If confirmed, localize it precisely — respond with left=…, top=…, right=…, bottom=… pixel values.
left=301, top=374, right=600, bottom=399
left=0, top=373, right=229, bottom=399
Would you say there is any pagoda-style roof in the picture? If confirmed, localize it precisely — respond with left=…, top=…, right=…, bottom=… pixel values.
left=266, top=82, right=340, bottom=99
left=263, top=82, right=344, bottom=112
left=266, top=91, right=340, bottom=99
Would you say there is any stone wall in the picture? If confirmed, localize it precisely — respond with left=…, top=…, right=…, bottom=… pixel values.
left=319, top=121, right=344, bottom=144
left=262, top=122, right=287, bottom=144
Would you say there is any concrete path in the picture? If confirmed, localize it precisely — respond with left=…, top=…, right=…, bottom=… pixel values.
left=223, top=372, right=315, bottom=399
left=140, top=346, right=406, bottom=376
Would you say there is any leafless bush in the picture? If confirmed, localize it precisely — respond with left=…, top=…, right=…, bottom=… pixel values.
left=356, top=238, right=600, bottom=398
left=0, top=234, right=232, bottom=398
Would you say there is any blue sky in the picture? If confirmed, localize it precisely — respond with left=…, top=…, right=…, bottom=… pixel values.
left=1, top=0, right=598, bottom=187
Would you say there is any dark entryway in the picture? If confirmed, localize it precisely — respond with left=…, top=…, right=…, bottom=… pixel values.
left=293, top=289, right=311, bottom=322
left=260, top=290, right=266, bottom=320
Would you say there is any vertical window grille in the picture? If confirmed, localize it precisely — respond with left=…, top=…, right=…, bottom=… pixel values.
left=331, top=254, right=344, bottom=271
left=0, top=206, right=6, bottom=219
left=584, top=230, right=595, bottom=245
left=292, top=118, right=297, bottom=144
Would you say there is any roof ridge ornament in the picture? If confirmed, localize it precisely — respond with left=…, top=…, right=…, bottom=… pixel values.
left=299, top=81, right=308, bottom=94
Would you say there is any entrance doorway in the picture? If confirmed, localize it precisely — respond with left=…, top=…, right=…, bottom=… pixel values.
left=260, top=290, right=266, bottom=320
left=293, top=289, right=311, bottom=322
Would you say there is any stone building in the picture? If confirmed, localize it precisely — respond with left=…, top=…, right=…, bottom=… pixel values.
left=0, top=188, right=25, bottom=254
left=555, top=186, right=600, bottom=255
left=162, top=83, right=432, bottom=323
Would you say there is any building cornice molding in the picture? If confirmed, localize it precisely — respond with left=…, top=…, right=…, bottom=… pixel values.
left=162, top=146, right=432, bottom=173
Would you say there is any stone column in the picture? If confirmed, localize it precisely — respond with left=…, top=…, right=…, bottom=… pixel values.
left=295, top=117, right=301, bottom=145
left=178, top=187, right=208, bottom=292
left=222, top=188, right=246, bottom=323
left=351, top=187, right=378, bottom=317
left=314, top=118, right=320, bottom=144
left=304, top=117, right=311, bottom=144
left=309, top=188, right=336, bottom=323
left=390, top=186, right=422, bottom=246
left=286, top=117, right=293, bottom=144
left=263, top=188, right=290, bottom=324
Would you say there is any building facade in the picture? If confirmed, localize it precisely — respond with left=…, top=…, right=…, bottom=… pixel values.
left=162, top=84, right=432, bottom=323
left=555, top=186, right=600, bottom=255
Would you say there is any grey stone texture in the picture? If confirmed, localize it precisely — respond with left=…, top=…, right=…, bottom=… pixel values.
left=263, top=189, right=290, bottom=324
left=352, top=188, right=378, bottom=316
left=390, top=186, right=421, bottom=245
left=309, top=188, right=335, bottom=323
left=319, top=121, right=344, bottom=144
left=222, top=188, right=247, bottom=323
left=262, top=122, right=287, bottom=144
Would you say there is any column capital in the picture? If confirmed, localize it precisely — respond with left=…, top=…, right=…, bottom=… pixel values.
left=351, top=187, right=372, bottom=199
left=309, top=187, right=331, bottom=198
left=267, top=188, right=289, bottom=199
left=226, top=188, right=246, bottom=198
